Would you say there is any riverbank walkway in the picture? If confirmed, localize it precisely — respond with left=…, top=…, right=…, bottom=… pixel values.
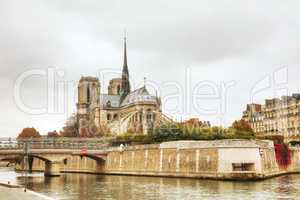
left=0, top=184, right=56, bottom=200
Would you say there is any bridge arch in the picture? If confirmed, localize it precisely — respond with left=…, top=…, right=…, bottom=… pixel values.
left=79, top=154, right=106, bottom=162
left=26, top=154, right=68, bottom=177
left=0, top=155, right=23, bottom=167
left=0, top=141, right=110, bottom=177
left=62, top=153, right=107, bottom=172
left=0, top=155, right=23, bottom=163
left=28, top=154, right=52, bottom=162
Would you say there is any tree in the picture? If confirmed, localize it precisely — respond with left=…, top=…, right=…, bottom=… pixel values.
left=60, top=115, right=79, bottom=137
left=231, top=119, right=253, bottom=132
left=98, top=124, right=111, bottom=136
left=17, top=127, right=41, bottom=139
left=60, top=125, right=78, bottom=137
left=47, top=130, right=59, bottom=137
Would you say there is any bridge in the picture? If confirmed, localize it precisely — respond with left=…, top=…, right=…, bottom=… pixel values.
left=0, top=138, right=113, bottom=177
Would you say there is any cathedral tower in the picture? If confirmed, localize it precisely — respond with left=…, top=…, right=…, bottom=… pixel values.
left=77, top=76, right=101, bottom=135
left=108, top=78, right=122, bottom=95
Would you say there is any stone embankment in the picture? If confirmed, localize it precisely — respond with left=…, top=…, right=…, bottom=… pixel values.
left=21, top=139, right=300, bottom=180
left=0, top=182, right=55, bottom=200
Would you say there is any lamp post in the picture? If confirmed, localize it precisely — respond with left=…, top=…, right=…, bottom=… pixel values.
left=23, top=139, right=31, bottom=192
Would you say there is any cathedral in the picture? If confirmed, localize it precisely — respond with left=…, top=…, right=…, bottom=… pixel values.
left=76, top=37, right=169, bottom=136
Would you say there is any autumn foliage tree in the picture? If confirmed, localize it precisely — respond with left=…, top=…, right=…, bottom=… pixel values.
left=47, top=130, right=60, bottom=137
left=180, top=118, right=210, bottom=129
left=59, top=115, right=79, bottom=137
left=60, top=125, right=78, bottom=137
left=17, top=128, right=41, bottom=139
left=231, top=119, right=253, bottom=132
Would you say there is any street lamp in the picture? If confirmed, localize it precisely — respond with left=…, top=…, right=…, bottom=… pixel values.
left=23, top=139, right=31, bottom=192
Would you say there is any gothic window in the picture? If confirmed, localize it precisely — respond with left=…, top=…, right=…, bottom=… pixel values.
left=113, top=114, right=118, bottom=120
left=117, top=85, right=121, bottom=95
left=87, top=87, right=90, bottom=103
left=147, top=114, right=152, bottom=122
left=106, top=101, right=111, bottom=107
left=146, top=109, right=152, bottom=122
left=139, top=112, right=143, bottom=122
left=107, top=114, right=111, bottom=121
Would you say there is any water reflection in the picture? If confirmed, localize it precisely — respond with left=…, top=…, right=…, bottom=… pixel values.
left=0, top=168, right=299, bottom=200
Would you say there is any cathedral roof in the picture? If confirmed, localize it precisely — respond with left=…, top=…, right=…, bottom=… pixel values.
left=120, top=86, right=157, bottom=107
left=100, top=94, right=120, bottom=108
left=100, top=86, right=158, bottom=109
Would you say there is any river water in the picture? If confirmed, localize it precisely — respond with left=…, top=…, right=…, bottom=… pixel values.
left=0, top=168, right=300, bottom=200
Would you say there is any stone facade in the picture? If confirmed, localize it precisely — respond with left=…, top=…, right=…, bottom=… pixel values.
left=108, top=78, right=122, bottom=95
left=76, top=38, right=167, bottom=136
left=243, top=94, right=300, bottom=140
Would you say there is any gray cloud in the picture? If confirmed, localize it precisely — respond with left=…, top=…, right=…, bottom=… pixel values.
left=0, top=0, right=300, bottom=136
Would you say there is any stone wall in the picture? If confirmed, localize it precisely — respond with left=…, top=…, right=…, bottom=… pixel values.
left=23, top=140, right=300, bottom=180
left=218, top=148, right=261, bottom=172
left=105, top=146, right=219, bottom=176
left=25, top=140, right=300, bottom=180
left=289, top=148, right=300, bottom=171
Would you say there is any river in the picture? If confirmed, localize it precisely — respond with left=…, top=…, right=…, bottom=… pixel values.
left=0, top=168, right=299, bottom=200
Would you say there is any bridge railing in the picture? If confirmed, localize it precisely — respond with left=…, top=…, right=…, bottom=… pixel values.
left=0, top=137, right=113, bottom=150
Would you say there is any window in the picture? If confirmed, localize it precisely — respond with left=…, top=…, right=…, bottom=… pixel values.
left=106, top=101, right=111, bottom=107
left=147, top=113, right=152, bottom=122
left=146, top=109, right=152, bottom=122
left=117, top=85, right=121, bottom=95
left=232, top=163, right=255, bottom=171
left=107, top=114, right=111, bottom=121
left=113, top=114, right=118, bottom=120
left=87, top=87, right=90, bottom=102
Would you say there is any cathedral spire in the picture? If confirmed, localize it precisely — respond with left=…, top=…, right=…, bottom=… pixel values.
left=123, top=31, right=128, bottom=69
left=120, top=32, right=131, bottom=101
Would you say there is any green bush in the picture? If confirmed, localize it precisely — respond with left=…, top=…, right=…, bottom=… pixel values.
left=112, top=123, right=255, bottom=145
left=147, top=123, right=255, bottom=143
left=289, top=141, right=300, bottom=146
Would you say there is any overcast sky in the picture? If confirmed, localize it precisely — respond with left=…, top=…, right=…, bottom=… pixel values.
left=1, top=0, right=300, bottom=137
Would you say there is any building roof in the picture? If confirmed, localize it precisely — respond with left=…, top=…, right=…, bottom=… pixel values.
left=120, top=86, right=158, bottom=107
left=100, top=94, right=120, bottom=108
left=79, top=76, right=99, bottom=82
left=100, top=86, right=158, bottom=109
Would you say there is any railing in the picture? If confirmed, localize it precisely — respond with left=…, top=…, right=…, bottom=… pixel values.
left=0, top=137, right=114, bottom=150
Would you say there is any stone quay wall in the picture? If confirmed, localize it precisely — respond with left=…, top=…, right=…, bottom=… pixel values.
left=26, top=139, right=300, bottom=180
